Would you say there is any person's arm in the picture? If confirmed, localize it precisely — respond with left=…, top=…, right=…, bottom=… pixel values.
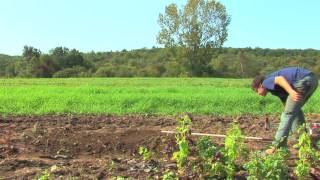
left=274, top=76, right=302, bottom=102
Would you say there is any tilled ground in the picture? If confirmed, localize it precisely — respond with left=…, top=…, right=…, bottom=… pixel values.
left=0, top=114, right=319, bottom=179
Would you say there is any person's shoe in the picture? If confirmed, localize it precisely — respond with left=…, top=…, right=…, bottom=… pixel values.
left=265, top=147, right=276, bottom=155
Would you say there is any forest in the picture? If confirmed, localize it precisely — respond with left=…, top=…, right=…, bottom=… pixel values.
left=0, top=46, right=319, bottom=78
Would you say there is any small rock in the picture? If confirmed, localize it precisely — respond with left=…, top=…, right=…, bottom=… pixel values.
left=164, top=163, right=176, bottom=168
left=129, top=166, right=138, bottom=171
left=127, top=159, right=137, bottom=164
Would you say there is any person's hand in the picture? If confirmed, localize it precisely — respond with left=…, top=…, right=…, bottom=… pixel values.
left=290, top=90, right=302, bottom=102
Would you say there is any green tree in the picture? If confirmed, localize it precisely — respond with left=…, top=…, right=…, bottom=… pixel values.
left=50, top=46, right=69, bottom=57
left=37, top=55, right=56, bottom=77
left=22, top=45, right=41, bottom=61
left=4, top=62, right=16, bottom=77
left=22, top=46, right=42, bottom=77
left=50, top=47, right=69, bottom=70
left=157, top=0, right=230, bottom=76
left=50, top=47, right=85, bottom=70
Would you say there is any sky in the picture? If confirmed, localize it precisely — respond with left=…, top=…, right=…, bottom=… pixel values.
left=0, top=0, right=320, bottom=56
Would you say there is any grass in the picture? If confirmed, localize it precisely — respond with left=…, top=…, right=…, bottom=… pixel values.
left=0, top=78, right=319, bottom=115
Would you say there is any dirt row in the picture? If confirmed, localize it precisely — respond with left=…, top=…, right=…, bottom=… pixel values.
left=0, top=114, right=319, bottom=179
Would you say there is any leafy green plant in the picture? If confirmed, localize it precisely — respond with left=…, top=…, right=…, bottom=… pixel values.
left=294, top=126, right=320, bottom=179
left=38, top=169, right=53, bottom=180
left=196, top=136, right=218, bottom=160
left=219, top=123, right=247, bottom=179
left=138, top=146, right=154, bottom=161
left=173, top=138, right=189, bottom=173
left=175, top=115, right=192, bottom=139
left=172, top=115, right=192, bottom=174
left=195, top=136, right=219, bottom=176
left=224, top=123, right=247, bottom=162
left=244, top=148, right=289, bottom=180
left=162, top=169, right=178, bottom=180
left=317, top=140, right=320, bottom=149
left=194, top=124, right=247, bottom=179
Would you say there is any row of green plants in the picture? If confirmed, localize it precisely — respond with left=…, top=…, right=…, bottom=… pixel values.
left=139, top=116, right=320, bottom=180
left=35, top=116, right=319, bottom=179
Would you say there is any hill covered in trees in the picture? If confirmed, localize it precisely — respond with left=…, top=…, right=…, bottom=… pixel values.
left=1, top=46, right=320, bottom=78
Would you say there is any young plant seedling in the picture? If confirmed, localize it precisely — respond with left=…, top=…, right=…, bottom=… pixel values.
left=244, top=148, right=289, bottom=180
left=220, top=123, right=247, bottom=180
left=138, top=146, right=154, bottom=161
left=194, top=123, right=247, bottom=179
left=38, top=169, right=54, bottom=180
left=194, top=136, right=219, bottom=177
left=172, top=115, right=192, bottom=174
left=162, top=169, right=178, bottom=180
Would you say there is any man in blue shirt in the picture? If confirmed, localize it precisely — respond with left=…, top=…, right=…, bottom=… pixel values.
left=251, top=67, right=318, bottom=154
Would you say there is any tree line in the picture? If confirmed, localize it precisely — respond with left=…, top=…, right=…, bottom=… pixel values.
left=1, top=46, right=320, bottom=78
left=1, top=0, right=319, bottom=78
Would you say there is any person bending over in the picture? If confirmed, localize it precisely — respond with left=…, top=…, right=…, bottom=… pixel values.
left=252, top=67, right=318, bottom=154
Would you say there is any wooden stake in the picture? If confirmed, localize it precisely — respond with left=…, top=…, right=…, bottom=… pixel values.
left=161, top=130, right=273, bottom=142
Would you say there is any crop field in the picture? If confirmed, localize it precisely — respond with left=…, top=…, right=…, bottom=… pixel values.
left=0, top=78, right=319, bottom=179
left=0, top=78, right=319, bottom=115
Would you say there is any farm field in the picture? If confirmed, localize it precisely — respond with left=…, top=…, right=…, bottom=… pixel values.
left=2, top=0, right=320, bottom=178
left=0, top=78, right=319, bottom=179
left=0, top=78, right=319, bottom=115
left=0, top=114, right=319, bottom=179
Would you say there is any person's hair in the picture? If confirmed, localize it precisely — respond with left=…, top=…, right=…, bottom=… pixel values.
left=251, top=75, right=265, bottom=91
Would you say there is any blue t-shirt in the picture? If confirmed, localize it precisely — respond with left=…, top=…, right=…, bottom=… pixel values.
left=262, top=67, right=311, bottom=102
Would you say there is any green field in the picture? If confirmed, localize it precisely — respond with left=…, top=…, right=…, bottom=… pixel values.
left=0, top=78, right=319, bottom=115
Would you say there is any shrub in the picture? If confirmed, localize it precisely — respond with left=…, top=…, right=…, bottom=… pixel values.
left=53, top=66, right=87, bottom=78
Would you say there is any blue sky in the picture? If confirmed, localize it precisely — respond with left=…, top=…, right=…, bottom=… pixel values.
left=0, top=0, right=319, bottom=55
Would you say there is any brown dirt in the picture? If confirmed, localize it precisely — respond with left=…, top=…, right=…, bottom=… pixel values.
left=0, top=114, right=319, bottom=179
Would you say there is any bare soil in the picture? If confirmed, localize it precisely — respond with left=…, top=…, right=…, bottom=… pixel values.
left=0, top=114, right=319, bottom=179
